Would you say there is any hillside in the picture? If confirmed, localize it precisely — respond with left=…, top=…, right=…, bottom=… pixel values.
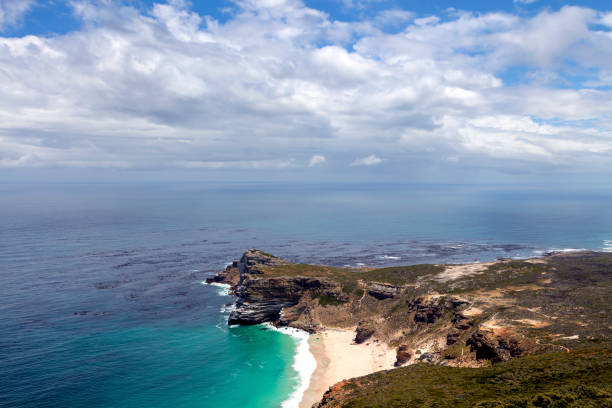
left=314, top=344, right=611, bottom=407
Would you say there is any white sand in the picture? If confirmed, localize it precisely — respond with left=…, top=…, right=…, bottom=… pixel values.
left=298, top=328, right=396, bottom=408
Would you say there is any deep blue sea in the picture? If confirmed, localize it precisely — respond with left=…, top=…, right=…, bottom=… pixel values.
left=1, top=183, right=611, bottom=408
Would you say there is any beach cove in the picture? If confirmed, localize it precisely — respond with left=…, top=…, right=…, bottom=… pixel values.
left=299, top=329, right=396, bottom=408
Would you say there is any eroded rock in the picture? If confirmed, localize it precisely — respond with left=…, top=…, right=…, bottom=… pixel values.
left=394, top=345, right=412, bottom=367
left=367, top=282, right=400, bottom=299
left=354, top=322, right=375, bottom=344
left=466, top=328, right=538, bottom=363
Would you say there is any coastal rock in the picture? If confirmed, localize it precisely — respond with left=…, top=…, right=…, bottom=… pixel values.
left=394, top=345, right=411, bottom=367
left=205, top=260, right=241, bottom=286
left=237, top=248, right=290, bottom=275
left=207, top=249, right=349, bottom=328
left=207, top=249, right=289, bottom=287
left=228, top=275, right=344, bottom=326
left=354, top=322, right=375, bottom=344
left=367, top=282, right=400, bottom=299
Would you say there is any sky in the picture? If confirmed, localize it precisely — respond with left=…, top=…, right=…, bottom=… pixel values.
left=0, top=0, right=611, bottom=183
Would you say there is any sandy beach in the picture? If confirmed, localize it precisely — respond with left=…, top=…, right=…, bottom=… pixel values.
left=298, top=328, right=396, bottom=408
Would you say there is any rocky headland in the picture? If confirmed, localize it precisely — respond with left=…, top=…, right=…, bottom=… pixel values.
left=207, top=249, right=612, bottom=407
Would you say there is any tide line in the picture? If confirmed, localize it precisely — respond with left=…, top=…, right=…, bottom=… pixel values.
left=262, top=323, right=317, bottom=408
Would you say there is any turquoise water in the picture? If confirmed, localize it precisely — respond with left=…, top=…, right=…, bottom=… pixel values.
left=1, top=183, right=612, bottom=407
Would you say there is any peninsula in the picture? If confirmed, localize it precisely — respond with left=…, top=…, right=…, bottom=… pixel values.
left=207, top=249, right=612, bottom=407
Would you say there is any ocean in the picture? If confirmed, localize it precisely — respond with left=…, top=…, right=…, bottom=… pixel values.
left=1, top=182, right=611, bottom=407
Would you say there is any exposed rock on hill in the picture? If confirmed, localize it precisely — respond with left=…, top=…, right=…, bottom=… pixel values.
left=366, top=282, right=399, bottom=299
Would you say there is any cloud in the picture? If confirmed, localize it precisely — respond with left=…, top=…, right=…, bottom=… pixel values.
left=308, top=154, right=326, bottom=167
left=350, top=155, right=384, bottom=166
left=0, top=0, right=35, bottom=31
left=0, top=1, right=610, bottom=179
left=179, top=158, right=296, bottom=169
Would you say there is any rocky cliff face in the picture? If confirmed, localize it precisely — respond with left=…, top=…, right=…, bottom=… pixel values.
left=228, top=275, right=344, bottom=328
left=205, top=249, right=290, bottom=287
left=208, top=249, right=345, bottom=331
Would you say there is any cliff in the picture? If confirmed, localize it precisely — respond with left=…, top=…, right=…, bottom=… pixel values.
left=208, top=249, right=612, bottom=406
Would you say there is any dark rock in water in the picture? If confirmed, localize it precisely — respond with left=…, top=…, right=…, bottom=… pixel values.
left=354, top=322, right=375, bottom=344
left=394, top=345, right=411, bottom=367
left=367, top=282, right=400, bottom=299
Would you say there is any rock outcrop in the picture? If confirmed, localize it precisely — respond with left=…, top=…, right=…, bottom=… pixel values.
left=205, top=260, right=241, bottom=287
left=207, top=249, right=345, bottom=330
left=407, top=296, right=470, bottom=324
left=446, top=312, right=474, bottom=345
left=354, top=321, right=375, bottom=344
left=228, top=275, right=343, bottom=326
left=394, top=345, right=412, bottom=367
left=206, top=249, right=290, bottom=287
left=466, top=328, right=537, bottom=363
left=366, top=282, right=400, bottom=299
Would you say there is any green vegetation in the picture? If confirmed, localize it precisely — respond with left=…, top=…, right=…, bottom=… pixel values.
left=257, top=250, right=279, bottom=259
left=317, top=294, right=346, bottom=307
left=320, top=345, right=612, bottom=408
left=260, top=262, right=444, bottom=287
left=360, top=264, right=445, bottom=285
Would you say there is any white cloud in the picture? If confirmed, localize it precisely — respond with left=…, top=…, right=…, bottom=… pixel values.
left=0, top=1, right=610, bottom=178
left=308, top=154, right=326, bottom=167
left=0, top=0, right=35, bottom=31
left=179, top=158, right=296, bottom=169
left=350, top=154, right=383, bottom=166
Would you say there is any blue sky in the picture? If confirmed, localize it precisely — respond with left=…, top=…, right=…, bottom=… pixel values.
left=6, top=0, right=612, bottom=36
left=0, top=0, right=611, bottom=182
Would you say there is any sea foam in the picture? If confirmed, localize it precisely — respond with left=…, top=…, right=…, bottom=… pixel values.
left=546, top=247, right=588, bottom=254
left=263, top=324, right=317, bottom=408
left=203, top=281, right=231, bottom=296
left=603, top=240, right=612, bottom=252
left=379, top=254, right=401, bottom=260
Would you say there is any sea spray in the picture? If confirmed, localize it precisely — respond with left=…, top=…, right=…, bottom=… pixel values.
left=263, top=324, right=317, bottom=408
left=203, top=281, right=231, bottom=296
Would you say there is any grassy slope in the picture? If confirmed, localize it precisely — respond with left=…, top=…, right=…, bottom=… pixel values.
left=320, top=344, right=612, bottom=408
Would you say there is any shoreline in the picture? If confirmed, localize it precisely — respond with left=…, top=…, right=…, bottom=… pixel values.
left=298, top=328, right=396, bottom=408
left=262, top=324, right=317, bottom=408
